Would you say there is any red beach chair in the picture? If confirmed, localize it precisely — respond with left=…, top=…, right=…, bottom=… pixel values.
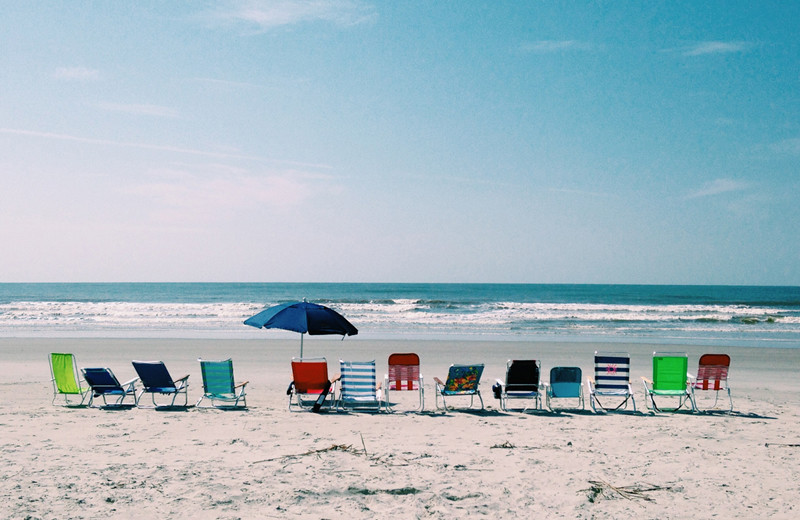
left=690, top=353, right=733, bottom=412
left=289, top=357, right=338, bottom=411
left=384, top=353, right=424, bottom=412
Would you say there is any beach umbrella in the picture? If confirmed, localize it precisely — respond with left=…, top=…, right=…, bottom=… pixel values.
left=243, top=300, right=358, bottom=357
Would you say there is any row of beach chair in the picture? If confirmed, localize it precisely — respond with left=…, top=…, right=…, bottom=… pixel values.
left=49, top=353, right=248, bottom=409
left=50, top=351, right=732, bottom=414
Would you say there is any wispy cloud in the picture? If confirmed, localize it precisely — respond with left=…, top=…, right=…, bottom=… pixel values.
left=204, top=0, right=377, bottom=31
left=770, top=137, right=800, bottom=155
left=686, top=178, right=749, bottom=199
left=96, top=102, right=179, bottom=118
left=53, top=66, right=100, bottom=81
left=520, top=40, right=596, bottom=54
left=0, top=127, right=331, bottom=169
left=682, top=41, right=749, bottom=56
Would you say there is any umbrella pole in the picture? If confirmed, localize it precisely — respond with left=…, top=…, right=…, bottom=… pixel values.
left=300, top=333, right=304, bottom=358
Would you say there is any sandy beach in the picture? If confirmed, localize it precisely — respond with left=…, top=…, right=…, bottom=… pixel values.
left=2, top=337, right=799, bottom=519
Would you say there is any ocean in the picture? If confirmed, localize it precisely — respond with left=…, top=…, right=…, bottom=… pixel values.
left=1, top=283, right=799, bottom=347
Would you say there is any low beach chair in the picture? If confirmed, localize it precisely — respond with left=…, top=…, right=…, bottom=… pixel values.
left=587, top=352, right=636, bottom=413
left=433, top=364, right=484, bottom=412
left=132, top=360, right=190, bottom=408
left=288, top=357, right=338, bottom=412
left=494, top=359, right=542, bottom=412
left=545, top=366, right=584, bottom=411
left=641, top=352, right=696, bottom=413
left=196, top=359, right=248, bottom=409
left=338, top=360, right=384, bottom=412
left=81, top=367, right=138, bottom=408
left=384, top=353, right=424, bottom=412
left=49, top=352, right=90, bottom=406
left=689, top=353, right=733, bottom=412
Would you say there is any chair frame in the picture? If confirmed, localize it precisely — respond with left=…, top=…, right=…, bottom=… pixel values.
left=196, top=358, right=248, bottom=409
left=384, top=353, right=424, bottom=412
left=689, top=353, right=733, bottom=413
left=49, top=353, right=90, bottom=406
left=641, top=352, right=697, bottom=413
left=587, top=352, right=636, bottom=413
left=434, top=364, right=485, bottom=412
left=545, top=366, right=585, bottom=411
left=495, top=359, right=542, bottom=412
left=132, top=360, right=190, bottom=408
left=288, top=357, right=337, bottom=412
left=338, top=360, right=385, bottom=413
left=81, top=367, right=139, bottom=408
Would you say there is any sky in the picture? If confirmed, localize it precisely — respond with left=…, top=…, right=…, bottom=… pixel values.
left=1, top=1, right=798, bottom=285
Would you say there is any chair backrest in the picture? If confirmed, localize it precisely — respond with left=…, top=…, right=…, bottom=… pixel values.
left=82, top=367, right=122, bottom=393
left=652, top=353, right=688, bottom=391
left=132, top=361, right=176, bottom=391
left=291, top=357, right=329, bottom=394
left=340, top=360, right=377, bottom=400
left=387, top=353, right=421, bottom=391
left=695, top=353, right=730, bottom=391
left=505, top=360, right=540, bottom=392
left=50, top=353, right=82, bottom=394
left=444, top=364, right=484, bottom=393
left=549, top=366, right=582, bottom=398
left=199, top=359, right=235, bottom=395
left=593, top=352, right=631, bottom=391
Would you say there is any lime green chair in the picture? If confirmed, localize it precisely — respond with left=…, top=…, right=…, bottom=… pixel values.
left=49, top=352, right=90, bottom=406
left=641, top=352, right=696, bottom=412
left=196, top=358, right=248, bottom=408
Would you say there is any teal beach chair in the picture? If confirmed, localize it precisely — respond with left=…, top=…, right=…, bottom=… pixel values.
left=196, top=359, right=248, bottom=409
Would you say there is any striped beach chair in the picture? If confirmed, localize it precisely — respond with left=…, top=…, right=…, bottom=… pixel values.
left=587, top=352, right=636, bottom=412
left=690, top=353, right=733, bottom=412
left=196, top=358, right=248, bottom=409
left=385, top=353, right=424, bottom=412
left=338, top=360, right=384, bottom=412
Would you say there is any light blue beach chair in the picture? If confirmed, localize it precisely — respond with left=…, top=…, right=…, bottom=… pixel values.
left=545, top=366, right=584, bottom=411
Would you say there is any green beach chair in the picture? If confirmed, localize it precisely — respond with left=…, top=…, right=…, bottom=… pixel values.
left=641, top=352, right=696, bottom=412
left=196, top=358, right=248, bottom=409
left=49, top=352, right=90, bottom=406
left=433, top=364, right=485, bottom=412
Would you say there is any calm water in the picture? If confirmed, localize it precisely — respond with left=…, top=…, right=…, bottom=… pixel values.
left=1, top=283, right=799, bottom=347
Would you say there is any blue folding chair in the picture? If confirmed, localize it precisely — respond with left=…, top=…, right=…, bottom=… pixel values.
left=82, top=367, right=138, bottom=408
left=132, top=360, right=190, bottom=408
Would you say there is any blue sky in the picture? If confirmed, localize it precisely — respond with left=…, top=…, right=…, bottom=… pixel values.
left=1, top=1, right=798, bottom=284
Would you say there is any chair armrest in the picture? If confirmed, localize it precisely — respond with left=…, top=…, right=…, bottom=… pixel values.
left=175, top=375, right=190, bottom=383
left=330, top=375, right=341, bottom=383
left=433, top=377, right=444, bottom=386
left=122, top=377, right=140, bottom=387
left=641, top=376, right=652, bottom=384
left=235, top=381, right=249, bottom=388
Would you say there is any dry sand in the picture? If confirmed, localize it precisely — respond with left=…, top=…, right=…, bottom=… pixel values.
left=1, top=337, right=799, bottom=519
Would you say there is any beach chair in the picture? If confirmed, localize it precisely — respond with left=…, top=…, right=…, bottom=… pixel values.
left=587, top=352, right=636, bottom=413
left=49, top=352, right=90, bottom=406
left=338, top=360, right=384, bottom=412
left=384, top=353, right=424, bottom=412
left=81, top=367, right=138, bottom=408
left=689, top=353, right=733, bottom=412
left=288, top=357, right=338, bottom=412
left=196, top=358, right=248, bottom=409
left=641, top=352, right=696, bottom=413
left=545, top=366, right=584, bottom=411
left=494, top=359, right=542, bottom=412
left=433, top=364, right=484, bottom=412
left=131, top=360, right=190, bottom=408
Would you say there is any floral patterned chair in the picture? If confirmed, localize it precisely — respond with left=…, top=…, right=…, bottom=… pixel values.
left=433, top=364, right=484, bottom=412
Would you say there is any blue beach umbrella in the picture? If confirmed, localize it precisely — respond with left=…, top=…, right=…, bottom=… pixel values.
left=244, top=300, right=358, bottom=357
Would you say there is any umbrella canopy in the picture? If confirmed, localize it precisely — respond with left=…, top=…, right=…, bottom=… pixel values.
left=244, top=300, right=358, bottom=357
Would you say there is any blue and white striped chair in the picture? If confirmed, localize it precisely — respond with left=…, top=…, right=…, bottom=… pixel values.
left=338, top=360, right=385, bottom=412
left=587, top=352, right=636, bottom=413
